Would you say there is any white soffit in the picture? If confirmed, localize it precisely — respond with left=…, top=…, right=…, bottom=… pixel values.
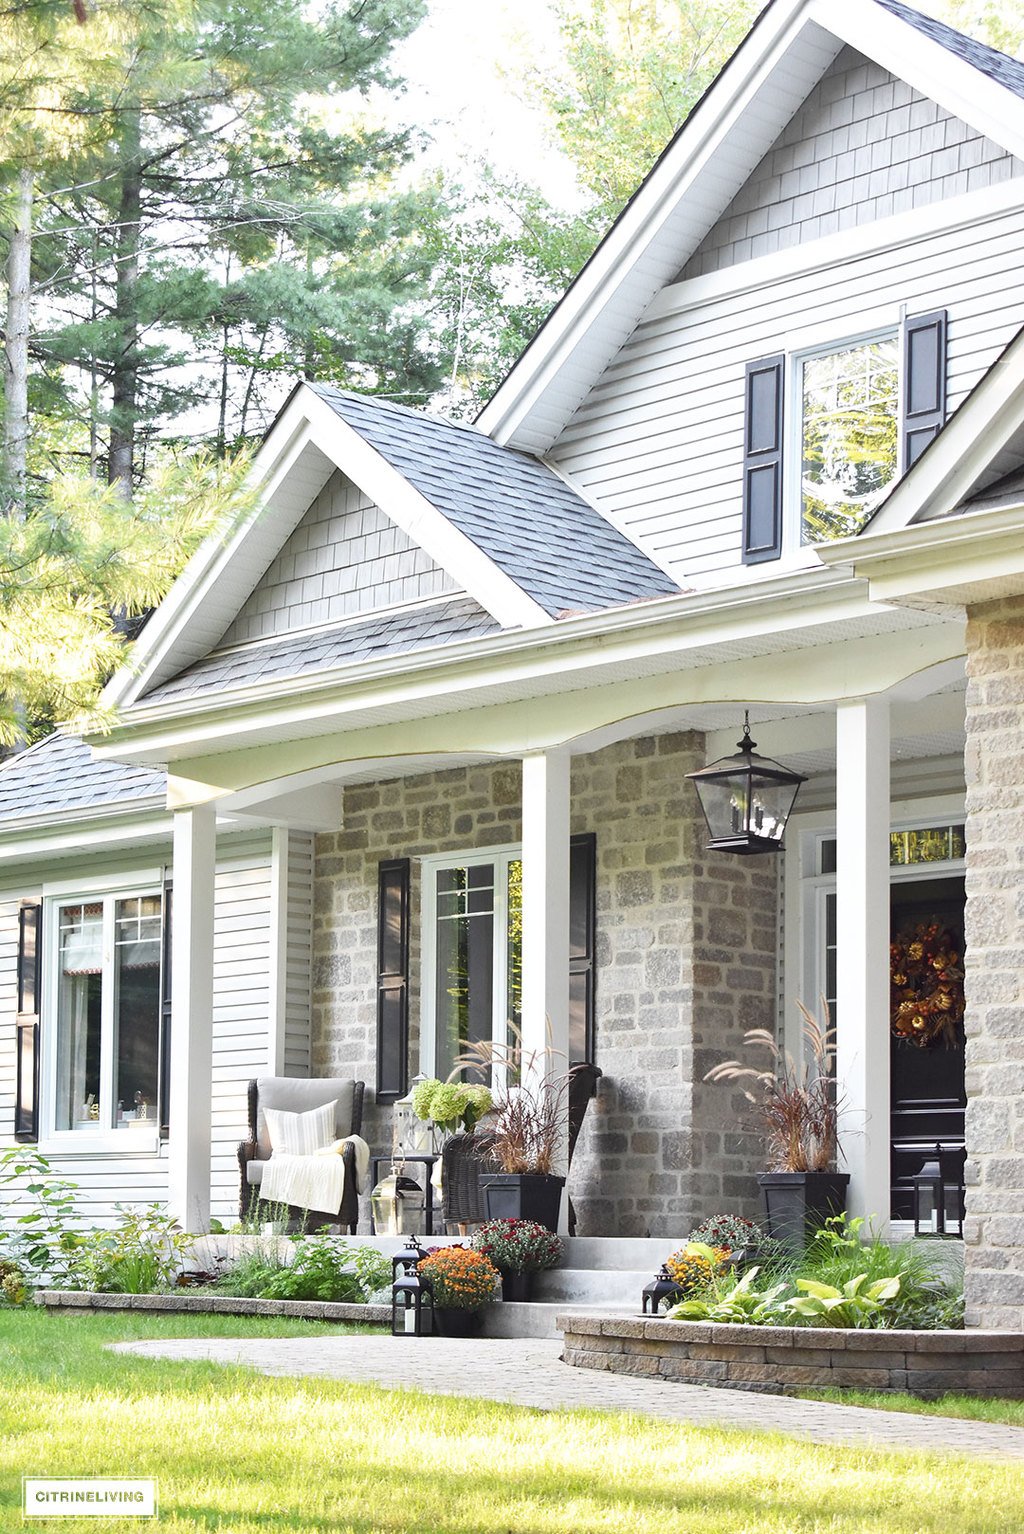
left=479, top=0, right=1024, bottom=456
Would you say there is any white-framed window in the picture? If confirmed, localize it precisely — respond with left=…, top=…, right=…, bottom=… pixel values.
left=42, top=887, right=165, bottom=1151
left=419, top=847, right=522, bottom=1081
left=795, top=330, right=899, bottom=547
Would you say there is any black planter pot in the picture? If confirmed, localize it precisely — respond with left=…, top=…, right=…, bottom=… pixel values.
left=499, top=1269, right=535, bottom=1303
left=481, top=1172, right=565, bottom=1231
left=433, top=1306, right=482, bottom=1337
left=757, top=1170, right=850, bottom=1255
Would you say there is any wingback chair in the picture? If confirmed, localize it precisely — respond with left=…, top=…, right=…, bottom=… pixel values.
left=441, top=1063, right=602, bottom=1235
left=237, top=1076, right=365, bottom=1232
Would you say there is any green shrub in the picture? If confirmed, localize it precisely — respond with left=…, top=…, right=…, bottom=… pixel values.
left=215, top=1237, right=390, bottom=1303
left=687, top=1214, right=766, bottom=1250
left=783, top=1274, right=902, bottom=1328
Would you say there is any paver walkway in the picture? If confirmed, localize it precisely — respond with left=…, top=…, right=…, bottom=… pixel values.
left=114, top=1334, right=1024, bottom=1461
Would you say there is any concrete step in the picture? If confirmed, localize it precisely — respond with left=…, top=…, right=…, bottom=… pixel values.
left=560, top=1237, right=677, bottom=1270
left=533, top=1267, right=652, bottom=1306
left=483, top=1301, right=637, bottom=1340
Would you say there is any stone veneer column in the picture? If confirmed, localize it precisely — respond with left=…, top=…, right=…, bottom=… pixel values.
left=963, top=595, right=1024, bottom=1329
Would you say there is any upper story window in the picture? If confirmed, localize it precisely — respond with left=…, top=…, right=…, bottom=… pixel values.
left=742, top=311, right=946, bottom=566
left=799, top=335, right=899, bottom=544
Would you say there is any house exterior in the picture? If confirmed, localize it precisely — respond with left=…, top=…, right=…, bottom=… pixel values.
left=3, top=0, right=1024, bottom=1327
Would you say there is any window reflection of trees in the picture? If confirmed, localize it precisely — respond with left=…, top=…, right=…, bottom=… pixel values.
left=801, top=338, right=899, bottom=543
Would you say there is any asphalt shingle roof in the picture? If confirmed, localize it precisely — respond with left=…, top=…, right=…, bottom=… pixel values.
left=876, top=0, right=1024, bottom=97
left=143, top=596, right=503, bottom=704
left=0, top=733, right=165, bottom=822
left=308, top=384, right=681, bottom=617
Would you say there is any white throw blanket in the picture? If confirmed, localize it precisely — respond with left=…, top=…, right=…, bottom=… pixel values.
left=259, top=1135, right=370, bottom=1215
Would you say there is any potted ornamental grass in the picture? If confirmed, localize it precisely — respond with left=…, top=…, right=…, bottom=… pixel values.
left=704, top=1002, right=848, bottom=1254
left=471, top=1218, right=564, bottom=1301
left=416, top=1246, right=498, bottom=1336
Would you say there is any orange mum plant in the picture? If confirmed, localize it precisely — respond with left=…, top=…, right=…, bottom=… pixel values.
left=417, top=1246, right=498, bottom=1310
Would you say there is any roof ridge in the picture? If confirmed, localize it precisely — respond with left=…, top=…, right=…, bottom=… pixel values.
left=307, top=381, right=490, bottom=442
left=875, top=0, right=1024, bottom=85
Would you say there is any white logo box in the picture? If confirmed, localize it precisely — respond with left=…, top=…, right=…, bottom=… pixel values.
left=23, top=1479, right=158, bottom=1519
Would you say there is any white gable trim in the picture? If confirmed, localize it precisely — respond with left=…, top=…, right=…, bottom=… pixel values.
left=478, top=0, right=1024, bottom=455
left=104, top=387, right=549, bottom=711
left=863, top=322, right=1024, bottom=535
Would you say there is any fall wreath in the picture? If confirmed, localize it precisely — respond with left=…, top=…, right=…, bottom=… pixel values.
left=890, top=921, right=965, bottom=1049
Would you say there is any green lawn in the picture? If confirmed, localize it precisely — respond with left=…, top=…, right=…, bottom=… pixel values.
left=801, top=1387, right=1024, bottom=1427
left=1, top=1308, right=1022, bottom=1533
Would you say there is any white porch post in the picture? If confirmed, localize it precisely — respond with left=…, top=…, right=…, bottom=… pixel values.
left=168, top=804, right=217, bottom=1230
left=835, top=697, right=890, bottom=1225
left=520, top=750, right=571, bottom=1228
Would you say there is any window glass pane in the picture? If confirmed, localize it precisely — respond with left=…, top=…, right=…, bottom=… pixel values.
left=890, top=824, right=966, bottom=866
left=115, top=895, right=162, bottom=1125
left=435, top=864, right=495, bottom=1079
left=824, top=891, right=837, bottom=1026
left=801, top=337, right=898, bottom=543
left=56, top=902, right=103, bottom=1130
left=507, top=859, right=522, bottom=1050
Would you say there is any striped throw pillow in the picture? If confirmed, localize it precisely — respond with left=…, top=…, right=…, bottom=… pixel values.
left=264, top=1100, right=337, bottom=1156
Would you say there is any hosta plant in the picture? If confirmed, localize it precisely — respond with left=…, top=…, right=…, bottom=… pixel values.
left=669, top=1264, right=788, bottom=1325
left=783, top=1273, right=901, bottom=1328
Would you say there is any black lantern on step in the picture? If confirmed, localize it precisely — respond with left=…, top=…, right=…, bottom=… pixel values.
left=687, top=713, right=806, bottom=855
left=392, top=1270, right=434, bottom=1336
left=641, top=1265, right=683, bottom=1315
left=913, top=1146, right=964, bottom=1238
left=392, top=1237, right=425, bottom=1282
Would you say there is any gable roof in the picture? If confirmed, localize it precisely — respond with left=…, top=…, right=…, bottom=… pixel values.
left=142, top=595, right=502, bottom=705
left=106, top=381, right=681, bottom=713
left=308, top=385, right=679, bottom=620
left=0, top=733, right=165, bottom=822
left=477, top=0, right=1024, bottom=455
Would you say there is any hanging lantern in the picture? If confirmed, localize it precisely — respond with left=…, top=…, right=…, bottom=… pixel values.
left=370, top=1169, right=427, bottom=1237
left=641, top=1265, right=683, bottom=1315
left=687, top=713, right=806, bottom=855
left=391, top=1270, right=434, bottom=1337
left=913, top=1147, right=964, bottom=1238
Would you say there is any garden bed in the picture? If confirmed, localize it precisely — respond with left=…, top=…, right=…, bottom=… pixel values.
left=34, top=1290, right=389, bottom=1323
left=558, top=1314, right=1024, bottom=1399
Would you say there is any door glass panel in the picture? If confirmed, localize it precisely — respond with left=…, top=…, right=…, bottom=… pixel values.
left=434, top=864, right=495, bottom=1079
left=56, top=902, right=103, bottom=1130
left=114, top=895, right=162, bottom=1125
left=824, top=891, right=837, bottom=1026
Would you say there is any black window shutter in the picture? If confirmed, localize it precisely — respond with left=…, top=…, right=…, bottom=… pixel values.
left=742, top=355, right=785, bottom=564
left=376, top=858, right=410, bottom=1103
left=569, top=834, right=597, bottom=1065
left=903, top=310, right=947, bottom=470
left=15, top=901, right=42, bottom=1142
left=158, top=884, right=172, bottom=1139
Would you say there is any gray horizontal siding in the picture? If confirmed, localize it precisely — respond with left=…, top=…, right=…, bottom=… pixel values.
left=0, top=834, right=275, bottom=1227
left=681, top=47, right=1023, bottom=280
left=219, top=471, right=458, bottom=646
left=551, top=198, right=1024, bottom=581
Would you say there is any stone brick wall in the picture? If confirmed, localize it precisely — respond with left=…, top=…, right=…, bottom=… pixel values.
left=963, top=595, right=1024, bottom=1328
left=311, top=732, right=777, bottom=1238
left=561, top=1314, right=1024, bottom=1398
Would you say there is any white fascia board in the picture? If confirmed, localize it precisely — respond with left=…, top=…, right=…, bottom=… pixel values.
left=818, top=501, right=1024, bottom=602
left=105, top=394, right=335, bottom=710
left=300, top=391, right=549, bottom=630
left=866, top=325, right=1024, bottom=534
left=0, top=804, right=172, bottom=865
left=89, top=567, right=888, bottom=762
left=476, top=0, right=818, bottom=448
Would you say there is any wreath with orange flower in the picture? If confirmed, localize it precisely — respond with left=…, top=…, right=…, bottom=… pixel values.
left=890, top=921, right=965, bottom=1049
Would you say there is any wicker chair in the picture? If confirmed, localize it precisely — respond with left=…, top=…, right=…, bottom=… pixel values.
left=237, top=1076, right=365, bottom=1233
left=441, top=1063, right=602, bottom=1235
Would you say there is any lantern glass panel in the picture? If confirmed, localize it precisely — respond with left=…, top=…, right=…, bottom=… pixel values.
left=913, top=1161, right=943, bottom=1236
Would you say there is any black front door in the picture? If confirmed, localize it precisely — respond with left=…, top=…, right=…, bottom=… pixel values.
left=889, top=875, right=966, bottom=1220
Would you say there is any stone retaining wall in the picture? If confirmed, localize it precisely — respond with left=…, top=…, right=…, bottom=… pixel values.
left=34, top=1290, right=389, bottom=1324
left=559, top=1313, right=1024, bottom=1398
